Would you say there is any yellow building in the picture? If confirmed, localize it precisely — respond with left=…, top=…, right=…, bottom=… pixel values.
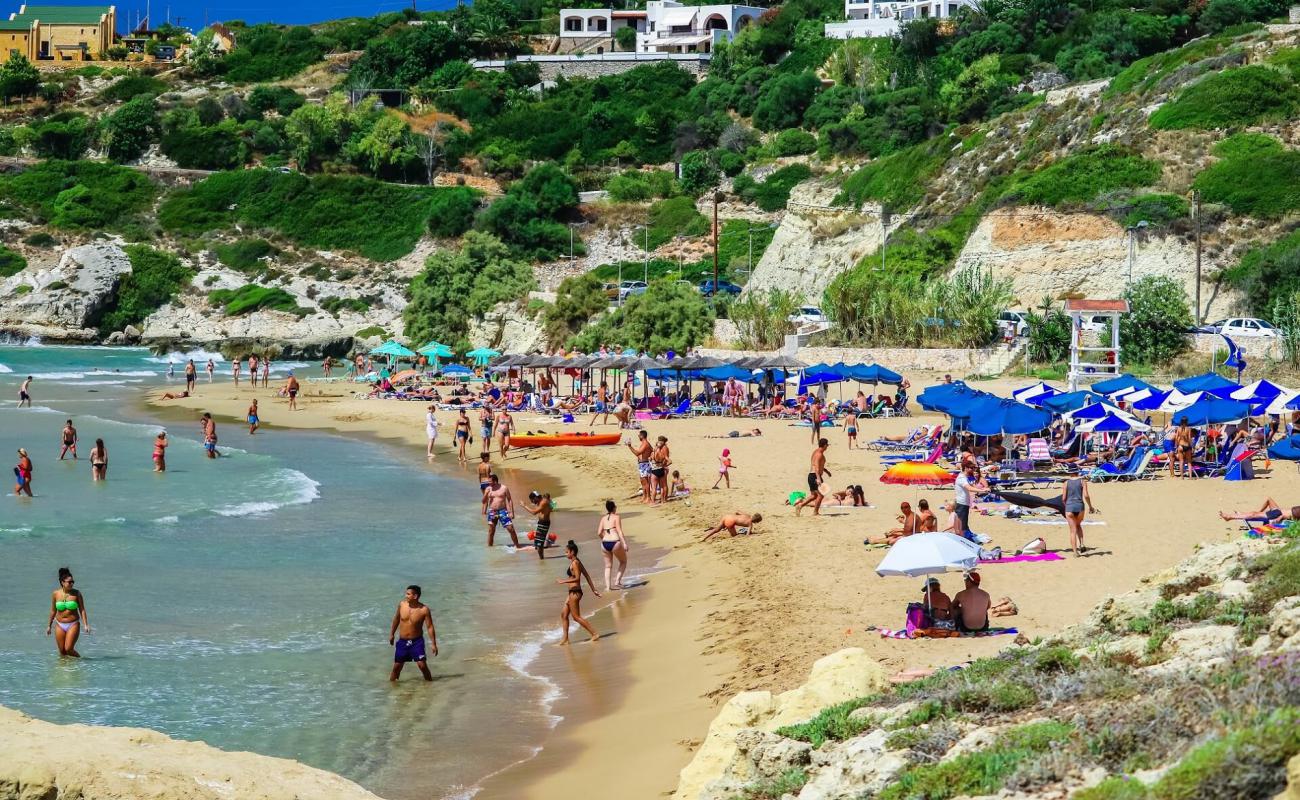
left=0, top=4, right=116, bottom=63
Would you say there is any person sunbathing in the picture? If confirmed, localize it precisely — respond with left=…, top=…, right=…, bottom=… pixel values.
left=991, top=596, right=1018, bottom=617
left=158, top=390, right=190, bottom=400
left=865, top=502, right=919, bottom=544
left=763, top=398, right=791, bottom=418
left=701, top=512, right=763, bottom=542
left=1220, top=497, right=1300, bottom=523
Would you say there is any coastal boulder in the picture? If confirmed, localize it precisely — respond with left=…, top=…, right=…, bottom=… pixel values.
left=0, top=243, right=132, bottom=339
left=799, top=729, right=909, bottom=800
left=1280, top=751, right=1300, bottom=800
left=734, top=728, right=812, bottom=779
left=676, top=649, right=888, bottom=800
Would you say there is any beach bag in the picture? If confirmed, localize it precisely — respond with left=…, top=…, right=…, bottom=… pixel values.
left=1019, top=537, right=1046, bottom=555
left=979, top=546, right=1003, bottom=561
left=905, top=602, right=931, bottom=635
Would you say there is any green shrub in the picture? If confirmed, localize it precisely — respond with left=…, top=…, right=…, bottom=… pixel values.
left=775, top=697, right=878, bottom=748
left=1033, top=646, right=1081, bottom=674
left=98, top=74, right=167, bottom=103
left=97, top=245, right=193, bottom=334
left=835, top=137, right=952, bottom=210
left=570, top=279, right=712, bottom=353
left=21, top=232, right=55, bottom=247
left=355, top=324, right=386, bottom=339
left=1244, top=542, right=1300, bottom=614
left=28, top=113, right=95, bottom=160
left=772, top=128, right=817, bottom=156
left=1116, top=193, right=1189, bottom=228
left=1075, top=776, right=1151, bottom=800
left=734, top=164, right=812, bottom=212
left=879, top=721, right=1073, bottom=800
left=1194, top=139, right=1300, bottom=218
left=212, top=238, right=277, bottom=273
left=1151, top=66, right=1300, bottom=130
left=103, top=95, right=159, bottom=163
left=426, top=186, right=479, bottom=238
left=1152, top=708, right=1300, bottom=800
left=736, top=768, right=808, bottom=800
left=161, top=122, right=249, bottom=170
left=221, top=24, right=329, bottom=83
left=46, top=279, right=67, bottom=290
left=0, top=161, right=156, bottom=231
left=320, top=296, right=370, bottom=315
left=1003, top=146, right=1162, bottom=208
left=1214, top=132, right=1283, bottom=160
left=477, top=162, right=581, bottom=260
left=1121, top=275, right=1192, bottom=366
left=209, top=284, right=307, bottom=316
left=160, top=169, right=452, bottom=261
left=13, top=283, right=31, bottom=294
left=247, top=84, right=306, bottom=116
left=1224, top=229, right=1300, bottom=315
left=0, top=244, right=26, bottom=277
left=645, top=196, right=709, bottom=250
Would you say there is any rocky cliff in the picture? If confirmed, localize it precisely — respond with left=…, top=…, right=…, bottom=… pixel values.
left=0, top=243, right=132, bottom=342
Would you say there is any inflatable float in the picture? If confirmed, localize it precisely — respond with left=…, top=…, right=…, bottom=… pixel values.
left=511, top=432, right=621, bottom=447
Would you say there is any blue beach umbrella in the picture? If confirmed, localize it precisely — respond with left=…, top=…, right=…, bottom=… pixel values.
left=964, top=398, right=1053, bottom=436
left=1040, top=391, right=1106, bottom=414
left=417, top=341, right=454, bottom=359
left=1268, top=436, right=1300, bottom=460
left=1169, top=397, right=1251, bottom=426
left=1230, top=379, right=1287, bottom=404
left=1078, top=413, right=1149, bottom=433
left=1092, top=374, right=1154, bottom=395
left=917, top=382, right=978, bottom=413
left=1011, top=382, right=1058, bottom=403
left=440, top=364, right=474, bottom=377
left=1173, top=371, right=1240, bottom=395
left=1130, top=389, right=1173, bottom=412
left=848, top=364, right=904, bottom=385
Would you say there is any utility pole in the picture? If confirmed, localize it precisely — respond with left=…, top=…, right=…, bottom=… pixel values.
left=1192, top=189, right=1202, bottom=326
left=643, top=225, right=649, bottom=284
left=712, top=191, right=720, bottom=291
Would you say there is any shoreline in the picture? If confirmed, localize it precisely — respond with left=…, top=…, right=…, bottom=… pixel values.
left=135, top=372, right=1299, bottom=799
left=141, top=381, right=735, bottom=800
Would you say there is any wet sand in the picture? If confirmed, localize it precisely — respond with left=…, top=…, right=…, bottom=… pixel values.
left=147, top=373, right=1300, bottom=798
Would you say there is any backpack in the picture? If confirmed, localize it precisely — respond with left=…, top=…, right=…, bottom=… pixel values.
left=905, top=602, right=931, bottom=635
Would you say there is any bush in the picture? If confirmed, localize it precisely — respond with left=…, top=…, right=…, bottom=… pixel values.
left=543, top=272, right=609, bottom=346
left=735, top=164, right=812, bottom=212
left=220, top=24, right=329, bottom=83
left=102, top=95, right=158, bottom=163
left=160, top=169, right=455, bottom=261
left=571, top=279, right=712, bottom=353
left=98, top=74, right=167, bottom=103
left=879, top=721, right=1074, bottom=800
left=1225, top=229, right=1300, bottom=315
left=1121, top=275, right=1192, bottom=366
left=1150, top=66, right=1300, bottom=129
left=645, top=196, right=709, bottom=250
left=0, top=244, right=26, bottom=277
left=614, top=26, right=636, bottom=51
left=1075, top=777, right=1151, bottom=800
left=319, top=296, right=370, bottom=315
left=403, top=231, right=536, bottom=350
left=730, top=288, right=799, bottom=348
left=1117, top=193, right=1190, bottom=228
left=0, top=54, right=39, bottom=102
left=477, top=162, right=580, bottom=259
left=426, top=187, right=479, bottom=238
left=679, top=150, right=720, bottom=196
left=752, top=71, right=821, bottom=131
left=1027, top=304, right=1072, bottom=363
left=0, top=160, right=156, bottom=230
left=247, top=84, right=305, bottom=116
left=21, top=232, right=54, bottom=247
left=209, top=284, right=307, bottom=316
left=835, top=136, right=953, bottom=210
left=97, top=245, right=193, bottom=334
left=28, top=113, right=95, bottom=160
left=1194, top=136, right=1300, bottom=218
left=1003, top=146, right=1162, bottom=208
left=772, top=128, right=817, bottom=156
left=212, top=238, right=277, bottom=273
left=1152, top=708, right=1300, bottom=800
left=161, top=120, right=249, bottom=170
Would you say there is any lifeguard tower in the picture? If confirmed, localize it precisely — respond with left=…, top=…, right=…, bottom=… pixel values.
left=1066, top=298, right=1130, bottom=392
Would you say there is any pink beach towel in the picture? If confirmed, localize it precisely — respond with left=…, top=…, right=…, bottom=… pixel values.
left=979, top=552, right=1065, bottom=564
left=875, top=627, right=1019, bottom=639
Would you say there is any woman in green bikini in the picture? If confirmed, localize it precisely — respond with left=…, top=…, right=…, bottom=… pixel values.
left=47, top=567, right=88, bottom=657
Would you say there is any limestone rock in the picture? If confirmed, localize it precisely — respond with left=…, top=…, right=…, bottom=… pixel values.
left=0, top=243, right=132, bottom=338
left=734, top=728, right=812, bottom=780
left=468, top=300, right=546, bottom=354
left=678, top=691, right=776, bottom=800
left=1278, top=751, right=1300, bottom=800
left=0, top=704, right=382, bottom=799
left=1141, top=625, right=1240, bottom=677
left=799, top=729, right=909, bottom=800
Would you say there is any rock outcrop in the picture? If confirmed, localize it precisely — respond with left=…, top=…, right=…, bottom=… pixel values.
left=675, top=648, right=888, bottom=800
left=0, top=705, right=383, bottom=800
left=0, top=243, right=132, bottom=341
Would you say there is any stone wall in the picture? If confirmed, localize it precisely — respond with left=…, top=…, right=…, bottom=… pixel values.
left=700, top=345, right=997, bottom=373
left=471, top=53, right=709, bottom=80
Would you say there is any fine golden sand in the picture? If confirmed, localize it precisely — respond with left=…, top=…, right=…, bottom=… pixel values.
left=148, top=373, right=1300, bottom=799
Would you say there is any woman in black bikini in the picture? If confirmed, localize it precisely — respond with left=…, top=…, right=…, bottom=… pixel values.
left=558, top=540, right=600, bottom=645
left=454, top=409, right=471, bottom=462
left=598, top=499, right=629, bottom=591
left=90, top=438, right=107, bottom=481
left=47, top=567, right=88, bottom=657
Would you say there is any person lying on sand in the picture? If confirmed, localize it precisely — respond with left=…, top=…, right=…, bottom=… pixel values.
left=701, top=512, right=763, bottom=542
left=158, top=390, right=190, bottom=400
left=991, top=596, right=1018, bottom=617
left=1220, top=497, right=1300, bottom=523
left=708, top=428, right=764, bottom=438
left=830, top=485, right=868, bottom=506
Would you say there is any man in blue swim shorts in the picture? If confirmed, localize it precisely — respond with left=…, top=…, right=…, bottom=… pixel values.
left=389, top=584, right=437, bottom=681
left=483, top=473, right=520, bottom=548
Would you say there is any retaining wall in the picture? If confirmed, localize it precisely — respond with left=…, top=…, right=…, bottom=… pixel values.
left=471, top=53, right=709, bottom=80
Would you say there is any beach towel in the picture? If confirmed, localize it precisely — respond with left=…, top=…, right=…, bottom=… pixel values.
left=1019, top=519, right=1107, bottom=526
left=979, top=552, right=1064, bottom=564
left=875, top=626, right=1019, bottom=639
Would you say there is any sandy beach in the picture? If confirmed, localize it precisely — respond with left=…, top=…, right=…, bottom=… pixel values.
left=145, top=373, right=1300, bottom=798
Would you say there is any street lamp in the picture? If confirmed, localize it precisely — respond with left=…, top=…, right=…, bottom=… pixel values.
left=568, top=221, right=588, bottom=267
left=1125, top=220, right=1149, bottom=286
left=632, top=224, right=649, bottom=283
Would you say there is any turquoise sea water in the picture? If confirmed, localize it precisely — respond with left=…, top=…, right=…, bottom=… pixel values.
left=0, top=344, right=570, bottom=799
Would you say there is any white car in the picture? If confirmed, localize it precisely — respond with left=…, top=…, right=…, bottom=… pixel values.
left=1078, top=315, right=1112, bottom=333
left=617, top=280, right=648, bottom=302
left=997, top=311, right=1029, bottom=337
left=788, top=306, right=827, bottom=326
left=1208, top=318, right=1278, bottom=338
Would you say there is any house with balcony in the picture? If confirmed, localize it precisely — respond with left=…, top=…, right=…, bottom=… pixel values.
left=558, top=0, right=762, bottom=55
left=824, top=0, right=971, bottom=39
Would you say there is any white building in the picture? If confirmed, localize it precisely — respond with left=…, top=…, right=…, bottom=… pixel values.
left=824, top=0, right=973, bottom=39
left=558, top=1, right=763, bottom=54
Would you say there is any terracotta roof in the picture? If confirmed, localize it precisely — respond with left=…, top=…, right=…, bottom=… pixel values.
left=1065, top=299, right=1130, bottom=313
left=611, top=10, right=646, bottom=17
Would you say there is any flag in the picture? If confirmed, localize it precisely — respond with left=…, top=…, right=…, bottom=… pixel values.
left=1221, top=334, right=1246, bottom=376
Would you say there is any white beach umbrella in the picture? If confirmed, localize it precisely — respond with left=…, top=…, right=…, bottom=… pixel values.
left=1231, top=379, right=1290, bottom=403
left=875, top=532, right=980, bottom=578
left=1159, top=390, right=1206, bottom=413
left=1265, top=391, right=1300, bottom=416
left=1117, top=387, right=1156, bottom=406
left=1076, top=413, right=1151, bottom=433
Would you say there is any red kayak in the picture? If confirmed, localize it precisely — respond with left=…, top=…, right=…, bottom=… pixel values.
left=511, top=433, right=621, bottom=447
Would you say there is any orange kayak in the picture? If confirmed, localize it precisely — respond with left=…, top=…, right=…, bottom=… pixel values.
left=511, top=433, right=621, bottom=447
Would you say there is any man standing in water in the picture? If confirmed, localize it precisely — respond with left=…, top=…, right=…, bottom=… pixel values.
left=389, top=584, right=437, bottom=682
left=484, top=473, right=520, bottom=548
left=17, top=375, right=32, bottom=407
left=59, top=419, right=77, bottom=460
left=794, top=438, right=832, bottom=517
left=185, top=360, right=197, bottom=394
left=201, top=412, right=220, bottom=459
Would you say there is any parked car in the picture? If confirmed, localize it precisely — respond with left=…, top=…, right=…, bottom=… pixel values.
left=788, top=306, right=828, bottom=327
left=602, top=282, right=620, bottom=299
left=997, top=310, right=1029, bottom=337
left=699, top=279, right=743, bottom=297
left=1078, top=315, right=1113, bottom=333
left=617, top=280, right=648, bottom=301
left=1203, top=317, right=1278, bottom=337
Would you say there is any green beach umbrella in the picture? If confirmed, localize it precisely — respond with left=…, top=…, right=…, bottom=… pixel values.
left=466, top=347, right=500, bottom=366
left=370, top=340, right=417, bottom=358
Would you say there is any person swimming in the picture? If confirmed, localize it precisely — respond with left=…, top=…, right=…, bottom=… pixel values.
left=47, top=567, right=88, bottom=657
